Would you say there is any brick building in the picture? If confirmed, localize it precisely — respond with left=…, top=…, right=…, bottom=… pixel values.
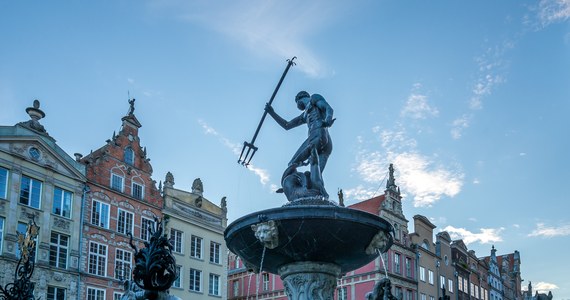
left=79, top=100, right=163, bottom=300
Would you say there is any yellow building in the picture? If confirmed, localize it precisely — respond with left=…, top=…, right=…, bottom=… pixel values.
left=162, top=174, right=228, bottom=300
left=0, top=100, right=86, bottom=299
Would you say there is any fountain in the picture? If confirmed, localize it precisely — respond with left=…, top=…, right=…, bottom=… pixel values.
left=226, top=64, right=396, bottom=299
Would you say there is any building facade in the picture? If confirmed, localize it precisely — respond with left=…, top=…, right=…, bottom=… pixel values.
left=79, top=101, right=164, bottom=300
left=0, top=100, right=86, bottom=299
left=410, top=215, right=439, bottom=300
left=162, top=175, right=228, bottom=300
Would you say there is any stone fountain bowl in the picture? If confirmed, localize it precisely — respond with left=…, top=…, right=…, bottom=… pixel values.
left=224, top=203, right=394, bottom=274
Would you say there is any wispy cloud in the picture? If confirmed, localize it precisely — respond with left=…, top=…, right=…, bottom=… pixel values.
left=154, top=0, right=341, bottom=77
left=198, top=119, right=272, bottom=185
left=401, top=83, right=439, bottom=120
left=538, top=0, right=570, bottom=27
left=443, top=225, right=504, bottom=245
left=354, top=127, right=463, bottom=207
left=528, top=222, right=570, bottom=237
left=533, top=281, right=559, bottom=293
left=451, top=114, right=471, bottom=140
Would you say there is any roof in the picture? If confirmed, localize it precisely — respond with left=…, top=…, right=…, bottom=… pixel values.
left=348, top=195, right=385, bottom=214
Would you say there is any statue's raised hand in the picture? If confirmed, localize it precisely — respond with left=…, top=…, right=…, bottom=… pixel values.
left=265, top=103, right=275, bottom=114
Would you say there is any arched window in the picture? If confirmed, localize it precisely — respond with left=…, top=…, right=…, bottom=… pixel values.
left=422, top=240, right=430, bottom=250
left=124, top=147, right=134, bottom=165
left=394, top=223, right=400, bottom=240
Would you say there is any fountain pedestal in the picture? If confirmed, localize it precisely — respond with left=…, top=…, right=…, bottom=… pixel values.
left=279, top=262, right=340, bottom=300
left=225, top=200, right=394, bottom=300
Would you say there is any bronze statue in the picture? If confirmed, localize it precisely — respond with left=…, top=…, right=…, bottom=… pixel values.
left=266, top=91, right=335, bottom=199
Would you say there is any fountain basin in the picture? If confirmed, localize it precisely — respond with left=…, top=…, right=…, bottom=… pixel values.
left=224, top=204, right=394, bottom=274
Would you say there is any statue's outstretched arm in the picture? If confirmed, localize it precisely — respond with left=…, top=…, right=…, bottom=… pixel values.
left=265, top=103, right=305, bottom=130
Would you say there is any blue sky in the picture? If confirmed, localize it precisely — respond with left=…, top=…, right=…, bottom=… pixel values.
left=1, top=0, right=569, bottom=297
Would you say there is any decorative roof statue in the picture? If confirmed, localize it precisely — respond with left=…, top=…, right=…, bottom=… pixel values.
left=164, top=172, right=174, bottom=188
left=128, top=98, right=136, bottom=115
left=17, top=99, right=49, bottom=136
left=192, top=178, right=203, bottom=196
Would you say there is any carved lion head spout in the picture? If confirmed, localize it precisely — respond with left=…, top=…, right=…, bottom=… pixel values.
left=251, top=220, right=279, bottom=249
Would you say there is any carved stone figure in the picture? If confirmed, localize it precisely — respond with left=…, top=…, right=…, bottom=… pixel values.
left=365, top=278, right=398, bottom=300
left=366, top=231, right=391, bottom=255
left=164, top=172, right=174, bottom=188
left=265, top=91, right=334, bottom=198
left=192, top=178, right=203, bottom=195
left=251, top=220, right=279, bottom=249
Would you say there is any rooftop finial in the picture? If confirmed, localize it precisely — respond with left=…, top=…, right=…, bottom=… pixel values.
left=386, top=163, right=397, bottom=190
left=128, top=98, right=136, bottom=115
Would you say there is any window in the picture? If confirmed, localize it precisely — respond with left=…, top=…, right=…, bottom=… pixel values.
left=421, top=294, right=427, bottom=300
left=19, top=175, right=42, bottom=209
left=115, top=249, right=132, bottom=280
left=0, top=217, right=4, bottom=254
left=132, top=182, right=144, bottom=200
left=406, top=290, right=413, bottom=300
left=448, top=279, right=453, bottom=293
left=190, top=235, right=202, bottom=259
left=233, top=280, right=239, bottom=297
left=88, top=242, right=107, bottom=276
left=91, top=200, right=110, bottom=228
left=49, top=232, right=68, bottom=268
left=53, top=187, right=72, bottom=218
left=87, top=287, right=105, bottom=300
left=470, top=283, right=475, bottom=297
left=428, top=270, right=434, bottom=285
left=210, top=241, right=221, bottom=264
left=458, top=276, right=463, bottom=291
left=111, top=173, right=124, bottom=192
left=117, top=209, right=134, bottom=235
left=262, top=273, right=269, bottom=291
left=475, top=285, right=479, bottom=299
left=395, top=287, right=402, bottom=300
left=17, top=222, right=36, bottom=259
left=0, top=167, right=8, bottom=199
left=440, top=275, right=445, bottom=289
left=393, top=253, right=401, bottom=273
left=170, top=229, right=183, bottom=253
left=235, top=256, right=241, bottom=269
left=338, top=287, right=347, bottom=300
left=419, top=266, right=426, bottom=281
left=464, top=278, right=469, bottom=293
left=405, top=257, right=412, bottom=277
left=124, top=147, right=134, bottom=165
left=430, top=297, right=435, bottom=300
left=47, top=286, right=66, bottom=300
left=141, top=217, right=155, bottom=242
left=209, top=273, right=220, bottom=296
left=422, top=241, right=430, bottom=250
left=113, top=293, right=123, bottom=300
left=189, top=268, right=202, bottom=292
left=173, top=265, right=182, bottom=288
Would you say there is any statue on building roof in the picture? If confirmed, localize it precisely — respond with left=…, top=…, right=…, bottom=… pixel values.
left=192, top=178, right=203, bottom=195
left=128, top=98, right=136, bottom=115
left=164, top=172, right=174, bottom=188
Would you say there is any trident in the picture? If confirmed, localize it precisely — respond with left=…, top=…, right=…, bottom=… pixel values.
left=238, top=56, right=297, bottom=166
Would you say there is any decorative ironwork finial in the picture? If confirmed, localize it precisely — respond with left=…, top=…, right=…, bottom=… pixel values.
left=0, top=217, right=40, bottom=300
left=128, top=217, right=177, bottom=292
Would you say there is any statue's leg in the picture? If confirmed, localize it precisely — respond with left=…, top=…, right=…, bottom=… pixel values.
left=288, top=138, right=312, bottom=167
